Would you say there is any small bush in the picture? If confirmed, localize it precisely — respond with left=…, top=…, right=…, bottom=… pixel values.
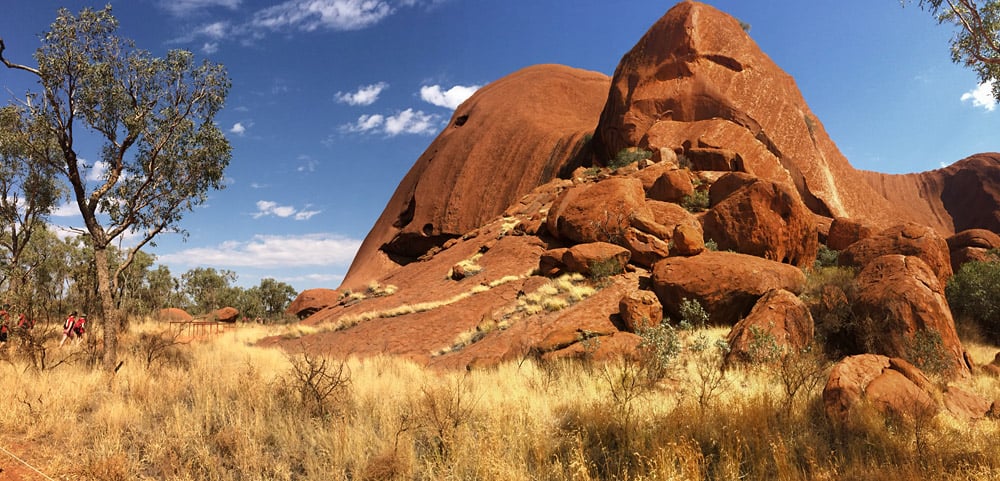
left=609, top=147, right=652, bottom=170
left=636, top=323, right=681, bottom=382
left=588, top=257, right=624, bottom=283
left=681, top=189, right=710, bottom=212
left=704, top=238, right=719, bottom=251
left=906, top=329, right=951, bottom=376
left=678, top=297, right=709, bottom=329
left=283, top=351, right=353, bottom=418
left=814, top=244, right=839, bottom=268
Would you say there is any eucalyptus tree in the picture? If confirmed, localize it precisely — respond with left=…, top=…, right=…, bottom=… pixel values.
left=0, top=105, right=62, bottom=305
left=912, top=0, right=1000, bottom=100
left=0, top=6, right=231, bottom=371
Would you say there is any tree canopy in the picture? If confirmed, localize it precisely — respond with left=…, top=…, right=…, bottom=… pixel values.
left=0, top=5, right=231, bottom=371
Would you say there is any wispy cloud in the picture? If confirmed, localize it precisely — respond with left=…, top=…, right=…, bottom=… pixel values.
left=251, top=0, right=394, bottom=32
left=158, top=233, right=361, bottom=268
left=961, top=80, right=997, bottom=112
left=420, top=84, right=480, bottom=109
left=253, top=200, right=321, bottom=220
left=342, top=108, right=440, bottom=136
left=297, top=155, right=319, bottom=172
left=158, top=0, right=241, bottom=16
left=335, top=82, right=388, bottom=106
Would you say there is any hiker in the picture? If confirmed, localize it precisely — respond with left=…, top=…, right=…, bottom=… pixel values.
left=59, top=311, right=77, bottom=347
left=0, top=319, right=7, bottom=348
left=73, top=314, right=87, bottom=341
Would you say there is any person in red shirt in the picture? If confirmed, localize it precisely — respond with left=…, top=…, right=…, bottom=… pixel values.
left=73, top=314, right=86, bottom=340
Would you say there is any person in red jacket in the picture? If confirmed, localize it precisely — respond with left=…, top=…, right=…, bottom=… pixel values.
left=59, top=311, right=78, bottom=347
left=73, top=314, right=86, bottom=340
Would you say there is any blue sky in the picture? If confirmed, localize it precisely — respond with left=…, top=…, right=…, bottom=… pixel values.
left=2, top=0, right=998, bottom=292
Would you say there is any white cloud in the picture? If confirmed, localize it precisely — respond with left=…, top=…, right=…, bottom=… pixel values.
left=420, top=84, right=481, bottom=109
left=340, top=109, right=441, bottom=136
left=86, top=160, right=108, bottom=183
left=384, top=108, right=439, bottom=135
left=50, top=203, right=80, bottom=218
left=157, top=233, right=361, bottom=268
left=230, top=122, right=247, bottom=135
left=254, top=200, right=320, bottom=220
left=159, top=0, right=241, bottom=16
left=961, top=80, right=997, bottom=111
left=335, top=82, right=388, bottom=106
left=251, top=0, right=394, bottom=32
left=341, top=113, right=386, bottom=133
left=297, top=155, right=319, bottom=172
left=202, top=42, right=219, bottom=54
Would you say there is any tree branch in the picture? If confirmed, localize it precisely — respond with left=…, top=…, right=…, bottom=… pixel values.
left=0, top=38, right=42, bottom=77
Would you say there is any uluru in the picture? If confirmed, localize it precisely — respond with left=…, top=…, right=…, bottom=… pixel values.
left=285, top=0, right=1000, bottom=374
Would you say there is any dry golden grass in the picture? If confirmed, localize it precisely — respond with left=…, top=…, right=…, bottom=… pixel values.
left=0, top=321, right=998, bottom=480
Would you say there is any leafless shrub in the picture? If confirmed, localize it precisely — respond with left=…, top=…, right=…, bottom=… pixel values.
left=283, top=350, right=353, bottom=418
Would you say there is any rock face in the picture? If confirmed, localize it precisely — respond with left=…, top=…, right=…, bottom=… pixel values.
left=702, top=175, right=819, bottom=267
left=593, top=1, right=909, bottom=227
left=725, top=289, right=814, bottom=365
left=827, top=217, right=876, bottom=251
left=861, top=153, right=1000, bottom=235
left=341, top=65, right=611, bottom=289
left=853, top=255, right=969, bottom=376
left=547, top=177, right=648, bottom=244
left=839, top=223, right=953, bottom=284
left=651, top=251, right=806, bottom=325
left=823, top=355, right=990, bottom=426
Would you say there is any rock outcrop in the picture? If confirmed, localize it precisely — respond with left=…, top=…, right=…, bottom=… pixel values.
left=593, top=1, right=910, bottom=227
left=651, top=251, right=806, bottom=325
left=823, top=355, right=990, bottom=426
left=285, top=288, right=341, bottom=319
left=853, top=255, right=969, bottom=376
left=341, top=65, right=611, bottom=289
left=839, top=223, right=953, bottom=284
left=725, top=289, right=814, bottom=365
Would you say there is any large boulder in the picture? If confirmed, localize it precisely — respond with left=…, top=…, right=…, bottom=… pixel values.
left=212, top=307, right=240, bottom=323
left=341, top=65, right=611, bottom=289
left=947, top=228, right=1000, bottom=272
left=827, top=217, right=877, bottom=251
left=725, top=289, right=814, bottom=366
left=839, top=222, right=953, bottom=284
left=593, top=1, right=910, bottom=227
left=286, top=288, right=341, bottom=319
left=651, top=251, right=806, bottom=325
left=823, top=355, right=991, bottom=427
left=854, top=255, right=969, bottom=377
left=547, top=177, right=648, bottom=244
left=156, top=308, right=192, bottom=322
left=702, top=175, right=819, bottom=267
left=619, top=290, right=664, bottom=332
left=561, top=242, right=632, bottom=277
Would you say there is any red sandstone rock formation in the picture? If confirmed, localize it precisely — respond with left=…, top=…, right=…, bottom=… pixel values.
left=593, top=1, right=908, bottom=227
left=824, top=355, right=990, bottom=426
left=340, top=65, right=611, bottom=290
left=853, top=255, right=969, bottom=376
left=839, top=223, right=953, bottom=284
left=285, top=288, right=341, bottom=319
left=725, top=289, right=814, bottom=366
left=650, top=251, right=806, bottom=325
left=702, top=175, right=819, bottom=267
left=156, top=308, right=192, bottom=322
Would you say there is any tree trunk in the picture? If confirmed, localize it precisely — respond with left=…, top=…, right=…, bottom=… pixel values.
left=93, top=246, right=120, bottom=372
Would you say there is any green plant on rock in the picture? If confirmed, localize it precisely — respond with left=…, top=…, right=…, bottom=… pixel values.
left=609, top=147, right=652, bottom=170
left=681, top=189, right=709, bottom=212
left=814, top=244, right=840, bottom=268
left=636, top=322, right=681, bottom=383
left=906, top=329, right=951, bottom=376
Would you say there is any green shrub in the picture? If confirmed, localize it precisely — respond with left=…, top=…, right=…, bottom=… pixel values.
left=946, top=251, right=1000, bottom=341
left=636, top=323, right=681, bottom=382
left=906, top=329, right=951, bottom=376
left=814, top=244, right=839, bottom=268
left=678, top=297, right=709, bottom=329
left=681, top=189, right=709, bottom=212
left=609, top=147, right=651, bottom=170
left=588, top=257, right=624, bottom=283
